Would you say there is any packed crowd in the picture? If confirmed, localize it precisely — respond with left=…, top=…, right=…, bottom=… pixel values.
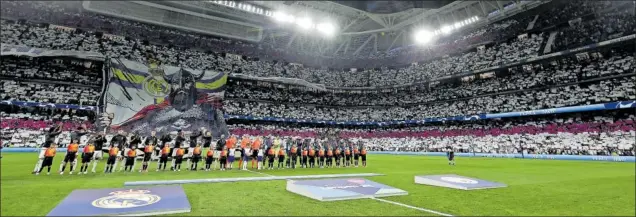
left=1, top=104, right=95, bottom=148
left=226, top=49, right=634, bottom=106
left=0, top=18, right=543, bottom=88
left=1, top=56, right=103, bottom=86
left=3, top=106, right=634, bottom=157
left=227, top=111, right=635, bottom=156
left=1, top=1, right=633, bottom=88
left=225, top=75, right=635, bottom=121
left=552, top=8, right=636, bottom=52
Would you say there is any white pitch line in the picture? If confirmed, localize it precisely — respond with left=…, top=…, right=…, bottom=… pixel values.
left=245, top=169, right=276, bottom=177
left=371, top=197, right=454, bottom=217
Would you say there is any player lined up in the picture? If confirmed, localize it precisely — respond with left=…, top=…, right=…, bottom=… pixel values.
left=31, top=126, right=369, bottom=175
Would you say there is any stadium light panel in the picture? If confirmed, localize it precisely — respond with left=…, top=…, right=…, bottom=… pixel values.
left=414, top=29, right=434, bottom=44
left=287, top=15, right=296, bottom=23
left=454, top=22, right=461, bottom=28
left=317, top=22, right=336, bottom=37
left=273, top=12, right=289, bottom=22
left=441, top=25, right=452, bottom=34
left=296, top=17, right=313, bottom=29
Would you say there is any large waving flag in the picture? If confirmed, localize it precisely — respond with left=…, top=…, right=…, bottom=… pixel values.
left=103, top=58, right=228, bottom=136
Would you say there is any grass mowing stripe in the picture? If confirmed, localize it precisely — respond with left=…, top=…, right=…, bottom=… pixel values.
left=372, top=197, right=454, bottom=216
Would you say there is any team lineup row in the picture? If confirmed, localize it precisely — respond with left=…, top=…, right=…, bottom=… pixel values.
left=31, top=125, right=370, bottom=175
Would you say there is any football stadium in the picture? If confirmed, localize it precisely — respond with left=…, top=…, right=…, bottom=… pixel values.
left=0, top=0, right=635, bottom=216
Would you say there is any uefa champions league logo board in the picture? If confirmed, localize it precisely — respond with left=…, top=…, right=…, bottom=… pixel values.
left=47, top=186, right=191, bottom=216
left=286, top=178, right=407, bottom=201
left=414, top=174, right=507, bottom=190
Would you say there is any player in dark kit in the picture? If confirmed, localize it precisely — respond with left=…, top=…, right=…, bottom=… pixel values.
left=202, top=131, right=213, bottom=148
left=33, top=123, right=62, bottom=174
left=109, top=130, right=128, bottom=172
left=447, top=146, right=456, bottom=166
left=125, top=132, right=142, bottom=172
left=90, top=133, right=107, bottom=173
left=146, top=130, right=159, bottom=158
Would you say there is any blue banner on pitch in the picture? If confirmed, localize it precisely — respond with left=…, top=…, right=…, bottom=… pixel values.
left=286, top=178, right=407, bottom=201
left=47, top=186, right=191, bottom=216
left=415, top=174, right=507, bottom=190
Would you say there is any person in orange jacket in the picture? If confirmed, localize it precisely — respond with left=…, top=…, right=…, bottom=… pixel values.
left=59, top=141, right=79, bottom=175
left=36, top=144, right=58, bottom=175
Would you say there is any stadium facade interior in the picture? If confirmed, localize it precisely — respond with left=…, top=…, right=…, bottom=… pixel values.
left=0, top=1, right=635, bottom=216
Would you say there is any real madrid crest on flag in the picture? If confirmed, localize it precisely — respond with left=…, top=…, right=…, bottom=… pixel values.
left=143, top=57, right=171, bottom=98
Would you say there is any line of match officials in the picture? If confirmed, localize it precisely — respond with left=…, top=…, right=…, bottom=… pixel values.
left=33, top=126, right=369, bottom=175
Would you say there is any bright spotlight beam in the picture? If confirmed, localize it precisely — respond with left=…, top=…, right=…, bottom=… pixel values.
left=296, top=17, right=313, bottom=29
left=414, top=29, right=433, bottom=44
left=317, top=22, right=336, bottom=37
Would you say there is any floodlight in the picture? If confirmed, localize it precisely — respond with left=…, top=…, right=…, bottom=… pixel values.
left=441, top=25, right=452, bottom=34
left=317, top=22, right=336, bottom=36
left=414, top=29, right=433, bottom=44
left=296, top=17, right=313, bottom=29
left=273, top=12, right=287, bottom=22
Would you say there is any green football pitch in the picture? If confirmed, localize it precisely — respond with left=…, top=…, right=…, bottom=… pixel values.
left=1, top=153, right=634, bottom=216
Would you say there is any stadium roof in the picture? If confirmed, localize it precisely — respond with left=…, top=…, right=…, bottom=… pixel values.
left=174, top=1, right=544, bottom=56
left=331, top=1, right=455, bottom=14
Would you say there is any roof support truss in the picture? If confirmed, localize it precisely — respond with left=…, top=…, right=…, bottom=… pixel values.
left=353, top=34, right=375, bottom=55
left=385, top=30, right=405, bottom=52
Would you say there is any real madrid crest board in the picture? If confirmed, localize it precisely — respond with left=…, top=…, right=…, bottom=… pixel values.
left=47, top=186, right=191, bottom=216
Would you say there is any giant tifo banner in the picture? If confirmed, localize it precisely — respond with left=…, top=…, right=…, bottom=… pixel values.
left=103, top=58, right=228, bottom=136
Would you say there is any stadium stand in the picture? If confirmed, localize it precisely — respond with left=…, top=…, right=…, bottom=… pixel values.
left=0, top=0, right=634, bottom=157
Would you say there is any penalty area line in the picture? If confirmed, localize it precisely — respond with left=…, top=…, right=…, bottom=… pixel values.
left=371, top=197, right=454, bottom=217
